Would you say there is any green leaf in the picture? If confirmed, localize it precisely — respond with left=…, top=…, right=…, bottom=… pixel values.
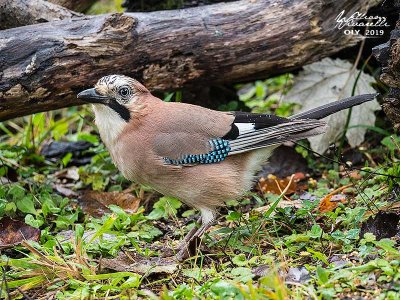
left=0, top=165, right=7, bottom=177
left=77, top=132, right=99, bottom=144
left=54, top=211, right=79, bottom=230
left=238, top=85, right=256, bottom=102
left=0, top=185, right=5, bottom=198
left=374, top=239, right=399, bottom=255
left=41, top=198, right=59, bottom=217
left=62, top=153, right=73, bottom=166
left=87, top=214, right=116, bottom=245
left=210, top=280, right=241, bottom=297
left=52, top=121, right=69, bottom=141
left=316, top=266, right=329, bottom=284
left=5, top=202, right=17, bottom=214
left=226, top=211, right=241, bottom=222
left=6, top=275, right=46, bottom=289
left=16, top=196, right=37, bottom=215
left=226, top=199, right=239, bottom=207
left=163, top=92, right=174, bottom=102
left=345, top=228, right=359, bottom=240
left=75, top=224, right=84, bottom=244
left=109, top=205, right=128, bottom=217
left=231, top=267, right=254, bottom=283
left=25, top=214, right=43, bottom=228
left=84, top=272, right=141, bottom=281
left=0, top=200, right=6, bottom=216
left=381, top=135, right=400, bottom=151
left=264, top=193, right=285, bottom=218
left=307, top=248, right=330, bottom=265
left=232, top=254, right=248, bottom=266
left=9, top=184, right=25, bottom=200
left=147, top=208, right=164, bottom=220
left=182, top=209, right=196, bottom=218
left=309, top=224, right=323, bottom=239
left=128, top=223, right=162, bottom=242
left=255, top=81, right=267, bottom=99
left=147, top=196, right=181, bottom=220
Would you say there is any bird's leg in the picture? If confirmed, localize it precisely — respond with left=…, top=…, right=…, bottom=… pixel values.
left=160, top=217, right=201, bottom=258
left=177, top=217, right=202, bottom=247
left=175, top=208, right=216, bottom=261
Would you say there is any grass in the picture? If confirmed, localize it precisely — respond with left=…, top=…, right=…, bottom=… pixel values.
left=0, top=75, right=399, bottom=299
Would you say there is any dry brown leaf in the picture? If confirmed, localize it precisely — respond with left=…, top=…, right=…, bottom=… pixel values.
left=53, top=184, right=79, bottom=198
left=258, top=172, right=306, bottom=195
left=0, top=217, right=40, bottom=249
left=317, top=184, right=352, bottom=213
left=78, top=190, right=141, bottom=217
left=283, top=58, right=380, bottom=153
left=55, top=167, right=80, bottom=181
left=348, top=171, right=362, bottom=180
left=318, top=194, right=347, bottom=213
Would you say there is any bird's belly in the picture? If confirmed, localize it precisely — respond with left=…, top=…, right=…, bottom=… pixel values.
left=112, top=141, right=276, bottom=209
left=145, top=158, right=253, bottom=209
left=114, top=155, right=244, bottom=208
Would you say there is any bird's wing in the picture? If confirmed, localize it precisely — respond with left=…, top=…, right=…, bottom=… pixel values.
left=152, top=103, right=326, bottom=165
left=226, top=112, right=326, bottom=155
left=222, top=94, right=378, bottom=155
left=152, top=102, right=234, bottom=164
left=153, top=94, right=377, bottom=165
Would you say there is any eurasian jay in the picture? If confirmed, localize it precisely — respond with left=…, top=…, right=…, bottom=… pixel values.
left=77, top=75, right=377, bottom=261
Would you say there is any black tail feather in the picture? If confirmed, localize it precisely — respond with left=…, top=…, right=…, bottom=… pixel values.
left=290, top=93, right=379, bottom=120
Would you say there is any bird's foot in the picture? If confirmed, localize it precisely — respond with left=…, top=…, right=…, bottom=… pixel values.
left=175, top=247, right=191, bottom=262
left=175, top=236, right=202, bottom=261
left=158, top=236, right=202, bottom=261
left=159, top=246, right=175, bottom=258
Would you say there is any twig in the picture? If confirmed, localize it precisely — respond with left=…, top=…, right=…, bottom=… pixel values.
left=274, top=178, right=293, bottom=201
left=325, top=184, right=353, bottom=198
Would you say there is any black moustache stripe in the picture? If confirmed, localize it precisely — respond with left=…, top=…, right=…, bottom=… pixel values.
left=107, top=101, right=131, bottom=122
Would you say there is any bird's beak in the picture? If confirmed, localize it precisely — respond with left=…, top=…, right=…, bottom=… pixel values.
left=77, top=88, right=109, bottom=104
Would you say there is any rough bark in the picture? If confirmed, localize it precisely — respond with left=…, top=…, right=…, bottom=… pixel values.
left=373, top=18, right=400, bottom=129
left=122, top=0, right=235, bottom=12
left=0, top=0, right=82, bottom=30
left=49, top=0, right=97, bottom=12
left=0, top=0, right=375, bottom=120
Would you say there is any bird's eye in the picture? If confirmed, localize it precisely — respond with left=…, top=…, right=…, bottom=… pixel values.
left=118, top=87, right=131, bottom=97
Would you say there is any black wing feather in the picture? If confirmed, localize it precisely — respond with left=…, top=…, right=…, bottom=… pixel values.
left=233, top=112, right=289, bottom=129
left=223, top=112, right=290, bottom=140
left=291, top=94, right=378, bottom=120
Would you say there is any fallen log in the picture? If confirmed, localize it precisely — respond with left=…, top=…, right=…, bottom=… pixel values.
left=0, top=0, right=373, bottom=120
left=49, top=0, right=96, bottom=12
left=122, top=0, right=236, bottom=12
left=0, top=0, right=82, bottom=30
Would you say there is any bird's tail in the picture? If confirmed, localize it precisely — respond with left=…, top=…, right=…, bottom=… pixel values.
left=290, top=94, right=379, bottom=120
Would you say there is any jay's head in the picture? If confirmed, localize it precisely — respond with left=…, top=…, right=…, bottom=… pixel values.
left=77, top=75, right=149, bottom=122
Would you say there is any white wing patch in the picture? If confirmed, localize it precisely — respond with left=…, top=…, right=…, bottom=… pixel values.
left=235, top=123, right=255, bottom=134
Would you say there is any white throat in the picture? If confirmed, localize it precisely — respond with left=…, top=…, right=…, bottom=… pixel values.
left=92, top=104, right=126, bottom=147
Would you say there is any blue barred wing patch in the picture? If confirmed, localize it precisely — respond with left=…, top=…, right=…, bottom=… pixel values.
left=164, top=139, right=231, bottom=165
